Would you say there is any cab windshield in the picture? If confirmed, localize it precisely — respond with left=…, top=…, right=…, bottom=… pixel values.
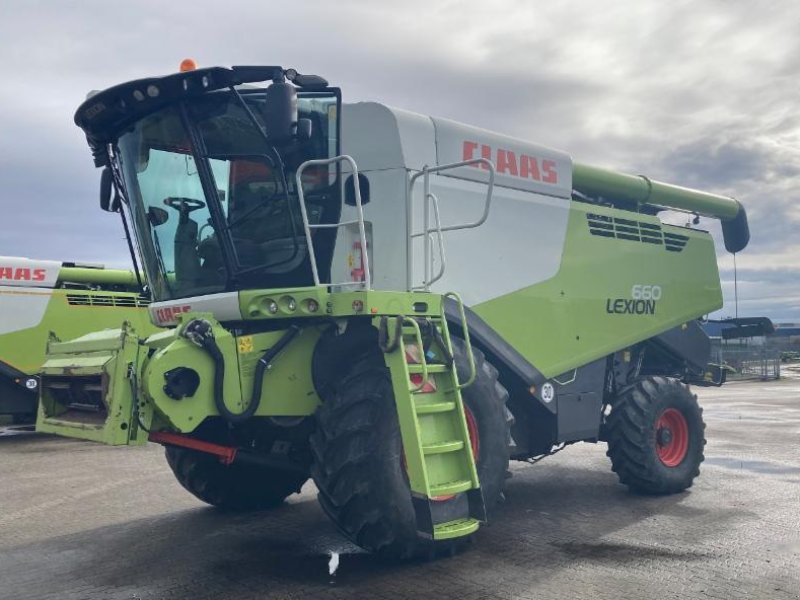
left=115, top=89, right=340, bottom=301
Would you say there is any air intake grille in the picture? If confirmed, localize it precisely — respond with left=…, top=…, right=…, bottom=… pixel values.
left=586, top=213, right=688, bottom=252
left=65, top=294, right=151, bottom=308
left=662, top=231, right=690, bottom=252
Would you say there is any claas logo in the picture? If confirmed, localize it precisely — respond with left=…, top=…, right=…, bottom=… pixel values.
left=154, top=305, right=192, bottom=324
left=0, top=267, right=47, bottom=282
left=462, top=141, right=559, bottom=184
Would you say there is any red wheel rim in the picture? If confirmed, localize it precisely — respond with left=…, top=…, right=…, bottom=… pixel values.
left=464, top=406, right=480, bottom=459
left=655, top=408, right=689, bottom=467
left=402, top=406, right=480, bottom=502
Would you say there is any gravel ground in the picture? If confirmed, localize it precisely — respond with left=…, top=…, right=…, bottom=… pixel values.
left=0, top=379, right=798, bottom=600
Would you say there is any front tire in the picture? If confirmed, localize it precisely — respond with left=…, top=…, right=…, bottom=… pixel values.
left=164, top=419, right=309, bottom=510
left=310, top=340, right=510, bottom=559
left=605, top=376, right=705, bottom=494
left=165, top=447, right=308, bottom=510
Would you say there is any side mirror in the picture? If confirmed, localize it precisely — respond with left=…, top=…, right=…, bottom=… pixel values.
left=147, top=206, right=169, bottom=227
left=345, top=173, right=370, bottom=207
left=100, top=167, right=113, bottom=211
left=100, top=167, right=123, bottom=212
left=263, top=80, right=298, bottom=143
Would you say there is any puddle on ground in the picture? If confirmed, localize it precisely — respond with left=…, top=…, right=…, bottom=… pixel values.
left=551, top=540, right=706, bottom=562
left=328, top=551, right=340, bottom=575
left=0, top=426, right=36, bottom=437
left=705, top=456, right=800, bottom=476
left=211, top=539, right=413, bottom=587
left=702, top=409, right=788, bottom=422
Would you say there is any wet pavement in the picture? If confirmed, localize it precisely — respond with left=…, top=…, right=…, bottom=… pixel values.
left=1, top=379, right=798, bottom=599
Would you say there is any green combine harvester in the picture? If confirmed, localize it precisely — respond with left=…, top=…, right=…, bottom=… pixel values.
left=38, top=62, right=749, bottom=558
left=0, top=259, right=155, bottom=426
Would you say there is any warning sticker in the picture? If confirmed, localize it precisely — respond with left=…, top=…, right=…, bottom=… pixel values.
left=237, top=336, right=254, bottom=353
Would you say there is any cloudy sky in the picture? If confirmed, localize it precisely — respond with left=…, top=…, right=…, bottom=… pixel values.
left=1, top=0, right=798, bottom=320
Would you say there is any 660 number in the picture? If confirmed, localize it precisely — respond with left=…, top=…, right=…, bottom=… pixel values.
left=631, top=285, right=662, bottom=300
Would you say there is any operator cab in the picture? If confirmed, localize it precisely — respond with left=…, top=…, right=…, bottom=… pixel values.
left=77, top=65, right=342, bottom=301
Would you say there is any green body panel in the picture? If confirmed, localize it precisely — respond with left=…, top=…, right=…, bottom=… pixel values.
left=234, top=327, right=323, bottom=416
left=37, top=326, right=149, bottom=445
left=473, top=203, right=722, bottom=378
left=141, top=316, right=243, bottom=432
left=140, top=315, right=325, bottom=432
left=238, top=287, right=443, bottom=321
left=0, top=287, right=156, bottom=376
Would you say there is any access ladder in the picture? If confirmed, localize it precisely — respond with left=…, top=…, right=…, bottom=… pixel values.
left=379, top=293, right=485, bottom=540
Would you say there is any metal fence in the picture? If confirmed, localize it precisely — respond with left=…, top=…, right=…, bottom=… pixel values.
left=712, top=346, right=781, bottom=381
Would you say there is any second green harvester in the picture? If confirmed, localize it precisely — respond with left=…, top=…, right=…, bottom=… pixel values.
left=0, top=258, right=154, bottom=425
left=39, top=62, right=748, bottom=559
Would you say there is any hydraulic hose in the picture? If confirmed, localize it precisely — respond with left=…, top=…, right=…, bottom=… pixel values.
left=182, top=320, right=301, bottom=424
left=249, top=325, right=301, bottom=416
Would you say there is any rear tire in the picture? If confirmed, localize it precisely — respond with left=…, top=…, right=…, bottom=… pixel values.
left=605, top=376, right=705, bottom=494
left=310, top=340, right=510, bottom=559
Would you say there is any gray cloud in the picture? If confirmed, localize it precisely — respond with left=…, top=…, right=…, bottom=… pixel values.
left=1, top=0, right=798, bottom=319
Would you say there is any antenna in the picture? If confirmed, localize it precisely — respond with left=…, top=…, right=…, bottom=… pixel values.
left=733, top=253, right=739, bottom=319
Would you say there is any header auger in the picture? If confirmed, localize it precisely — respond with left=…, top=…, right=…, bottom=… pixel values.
left=39, top=62, right=746, bottom=559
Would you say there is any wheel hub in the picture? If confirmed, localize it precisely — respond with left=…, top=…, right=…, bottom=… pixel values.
left=655, top=408, right=689, bottom=467
left=657, top=426, right=673, bottom=446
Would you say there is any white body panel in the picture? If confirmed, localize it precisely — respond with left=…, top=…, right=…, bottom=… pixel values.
left=431, top=117, right=572, bottom=199
left=0, top=286, right=53, bottom=335
left=412, top=178, right=570, bottom=305
left=0, top=256, right=61, bottom=288
left=0, top=257, right=62, bottom=336
left=339, top=103, right=572, bottom=304
left=149, top=291, right=243, bottom=326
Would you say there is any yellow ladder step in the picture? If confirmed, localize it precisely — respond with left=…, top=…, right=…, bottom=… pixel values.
left=433, top=518, right=480, bottom=541
left=407, top=364, right=449, bottom=374
left=423, top=440, right=465, bottom=454
left=430, top=480, right=472, bottom=496
left=414, top=401, right=456, bottom=414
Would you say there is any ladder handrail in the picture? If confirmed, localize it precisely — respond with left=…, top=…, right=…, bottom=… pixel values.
left=408, top=158, right=495, bottom=291
left=426, top=192, right=447, bottom=286
left=295, top=155, right=371, bottom=290
left=440, top=292, right=477, bottom=389
left=410, top=192, right=447, bottom=291
left=401, top=317, right=430, bottom=394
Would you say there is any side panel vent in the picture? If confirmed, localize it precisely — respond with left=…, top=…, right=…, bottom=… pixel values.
left=65, top=294, right=151, bottom=308
left=586, top=213, right=689, bottom=253
left=663, top=232, right=690, bottom=252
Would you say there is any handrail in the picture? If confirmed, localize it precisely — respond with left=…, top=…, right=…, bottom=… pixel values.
left=402, top=317, right=430, bottom=394
left=295, top=155, right=371, bottom=290
left=409, top=158, right=496, bottom=232
left=408, top=158, right=496, bottom=291
left=441, top=292, right=476, bottom=389
left=410, top=192, right=447, bottom=290
left=426, top=193, right=447, bottom=287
